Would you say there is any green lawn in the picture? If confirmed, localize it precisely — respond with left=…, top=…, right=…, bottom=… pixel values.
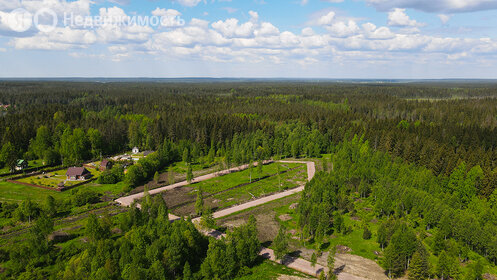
left=0, top=181, right=70, bottom=203
left=192, top=162, right=303, bottom=194
left=236, top=259, right=311, bottom=280
left=208, top=167, right=307, bottom=209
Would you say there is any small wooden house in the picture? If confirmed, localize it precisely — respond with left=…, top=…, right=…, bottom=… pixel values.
left=100, top=160, right=113, bottom=171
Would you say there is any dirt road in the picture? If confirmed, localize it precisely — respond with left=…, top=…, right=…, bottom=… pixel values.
left=191, top=186, right=305, bottom=223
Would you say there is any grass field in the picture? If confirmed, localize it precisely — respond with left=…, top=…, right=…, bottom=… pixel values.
left=208, top=167, right=307, bottom=210
left=0, top=181, right=71, bottom=203
left=193, top=162, right=303, bottom=194
left=0, top=179, right=125, bottom=204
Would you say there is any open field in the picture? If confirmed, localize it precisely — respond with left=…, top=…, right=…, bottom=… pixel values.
left=0, top=181, right=70, bottom=203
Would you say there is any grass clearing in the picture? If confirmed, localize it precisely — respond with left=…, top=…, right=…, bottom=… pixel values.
left=193, top=162, right=303, bottom=194
left=236, top=259, right=312, bottom=280
left=0, top=181, right=70, bottom=203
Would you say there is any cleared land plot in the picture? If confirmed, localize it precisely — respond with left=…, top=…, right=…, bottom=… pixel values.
left=165, top=163, right=305, bottom=217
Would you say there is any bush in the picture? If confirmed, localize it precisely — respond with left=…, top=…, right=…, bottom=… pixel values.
left=72, top=189, right=99, bottom=207
left=97, top=165, right=124, bottom=184
left=363, top=226, right=372, bottom=240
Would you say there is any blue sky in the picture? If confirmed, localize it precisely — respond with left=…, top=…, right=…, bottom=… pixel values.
left=1, top=0, right=497, bottom=78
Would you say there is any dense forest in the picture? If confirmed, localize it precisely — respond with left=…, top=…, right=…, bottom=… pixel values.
left=1, top=81, right=497, bottom=279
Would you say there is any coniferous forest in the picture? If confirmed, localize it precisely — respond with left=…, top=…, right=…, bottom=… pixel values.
left=1, top=81, right=497, bottom=279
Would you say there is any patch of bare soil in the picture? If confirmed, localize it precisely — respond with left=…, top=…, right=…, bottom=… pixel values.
left=295, top=247, right=394, bottom=280
left=161, top=186, right=195, bottom=209
left=484, top=273, right=497, bottom=280
left=336, top=245, right=352, bottom=254
left=277, top=276, right=311, bottom=280
left=279, top=214, right=293, bottom=221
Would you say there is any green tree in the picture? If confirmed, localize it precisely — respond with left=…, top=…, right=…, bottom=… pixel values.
left=85, top=214, right=109, bottom=242
left=195, top=186, right=204, bottom=216
left=0, top=142, right=17, bottom=170
left=327, top=246, right=337, bottom=280
left=154, top=171, right=160, bottom=184
left=186, top=164, right=194, bottom=184
left=273, top=225, right=288, bottom=259
left=311, top=252, right=317, bottom=267
left=44, top=195, right=56, bottom=217
left=362, top=225, right=372, bottom=240
left=30, top=126, right=52, bottom=159
left=408, top=251, right=429, bottom=280
left=183, top=262, right=193, bottom=280
left=436, top=250, right=455, bottom=280
left=168, top=169, right=175, bottom=185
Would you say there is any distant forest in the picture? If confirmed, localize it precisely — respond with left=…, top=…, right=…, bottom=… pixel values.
left=2, top=82, right=497, bottom=196
left=2, top=81, right=497, bottom=279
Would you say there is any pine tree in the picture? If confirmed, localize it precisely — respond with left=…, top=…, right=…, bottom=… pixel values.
left=327, top=246, right=337, bottom=280
left=154, top=171, right=160, bottom=184
left=436, top=250, right=451, bottom=280
left=186, top=164, right=194, bottom=184
left=362, top=225, right=372, bottom=240
left=195, top=186, right=204, bottom=216
left=183, top=261, right=193, bottom=280
left=311, top=252, right=317, bottom=267
left=408, top=251, right=429, bottom=280
left=273, top=225, right=289, bottom=259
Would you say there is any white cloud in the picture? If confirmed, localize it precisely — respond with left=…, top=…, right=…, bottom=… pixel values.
left=438, top=14, right=451, bottom=24
left=174, top=0, right=203, bottom=7
left=362, top=23, right=395, bottom=39
left=388, top=8, right=424, bottom=27
left=317, top=11, right=336, bottom=25
left=326, top=20, right=360, bottom=37
left=152, top=8, right=184, bottom=27
left=366, top=0, right=497, bottom=13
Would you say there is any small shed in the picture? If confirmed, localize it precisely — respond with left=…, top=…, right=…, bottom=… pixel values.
left=100, top=160, right=113, bottom=171
left=143, top=151, right=154, bottom=157
left=15, top=160, right=28, bottom=171
left=132, top=147, right=139, bottom=154
left=66, top=167, right=91, bottom=181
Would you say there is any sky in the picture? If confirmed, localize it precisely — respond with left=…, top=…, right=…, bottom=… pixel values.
left=1, top=0, right=497, bottom=78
